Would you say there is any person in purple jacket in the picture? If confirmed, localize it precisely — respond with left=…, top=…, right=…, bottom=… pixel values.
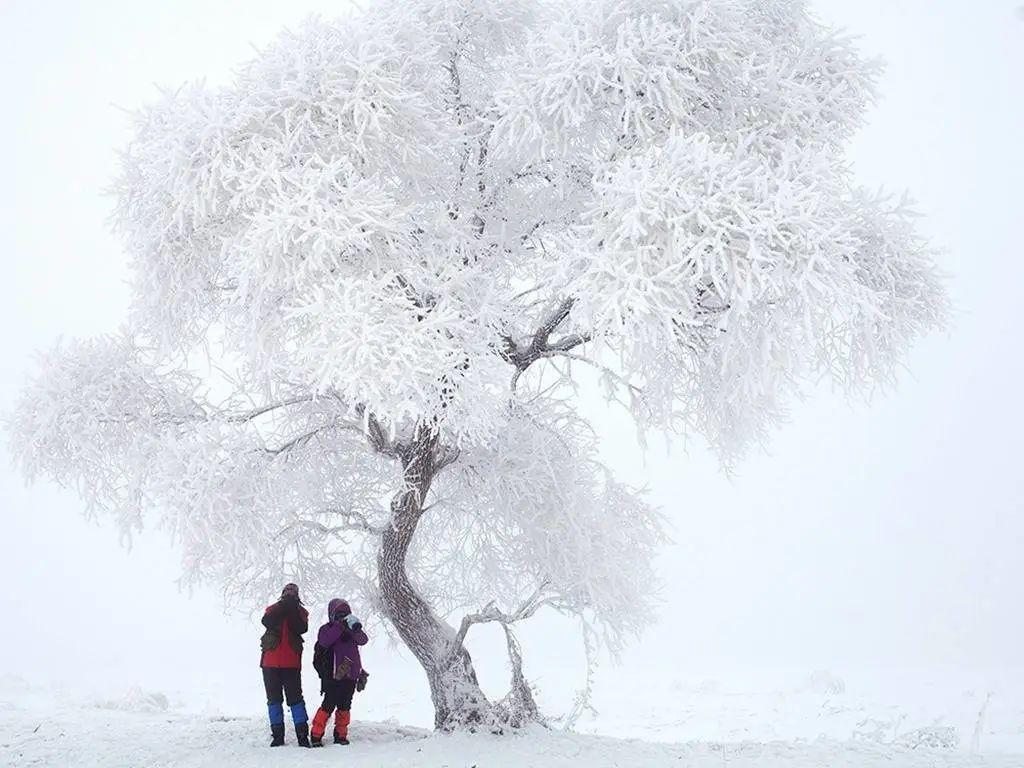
left=309, top=598, right=368, bottom=746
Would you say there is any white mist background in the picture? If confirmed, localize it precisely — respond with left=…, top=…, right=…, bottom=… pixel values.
left=0, top=0, right=1021, bottom=735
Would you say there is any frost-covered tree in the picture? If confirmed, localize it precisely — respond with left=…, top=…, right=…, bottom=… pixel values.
left=7, top=0, right=946, bottom=730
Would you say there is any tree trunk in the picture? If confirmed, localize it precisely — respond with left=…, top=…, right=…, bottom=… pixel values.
left=376, top=430, right=492, bottom=730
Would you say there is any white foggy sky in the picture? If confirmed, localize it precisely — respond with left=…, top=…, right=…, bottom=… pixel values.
left=0, top=0, right=1021, bottom=719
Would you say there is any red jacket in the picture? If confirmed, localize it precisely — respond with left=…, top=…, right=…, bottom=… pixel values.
left=259, top=599, right=309, bottom=669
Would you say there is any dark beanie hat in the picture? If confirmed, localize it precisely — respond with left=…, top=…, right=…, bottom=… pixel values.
left=281, top=583, right=299, bottom=598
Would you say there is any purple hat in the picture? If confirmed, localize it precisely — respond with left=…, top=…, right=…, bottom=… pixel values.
left=328, top=598, right=351, bottom=619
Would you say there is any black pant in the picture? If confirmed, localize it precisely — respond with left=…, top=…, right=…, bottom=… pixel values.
left=262, top=667, right=304, bottom=707
left=319, top=678, right=356, bottom=714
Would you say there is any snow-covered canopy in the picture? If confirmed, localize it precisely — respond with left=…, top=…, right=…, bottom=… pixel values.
left=9, top=0, right=945, bottom=650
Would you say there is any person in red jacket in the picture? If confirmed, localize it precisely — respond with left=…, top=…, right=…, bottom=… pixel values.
left=259, top=583, right=310, bottom=747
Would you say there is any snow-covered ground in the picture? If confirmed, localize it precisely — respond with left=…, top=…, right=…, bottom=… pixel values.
left=3, top=706, right=1022, bottom=768
left=574, top=668, right=1024, bottom=754
left=3, top=670, right=1023, bottom=767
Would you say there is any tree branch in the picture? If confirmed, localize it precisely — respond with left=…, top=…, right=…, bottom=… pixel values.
left=265, top=420, right=363, bottom=456
left=434, top=443, right=461, bottom=473
left=496, top=623, right=540, bottom=726
left=277, top=512, right=384, bottom=538
left=538, top=351, right=644, bottom=399
left=501, top=297, right=593, bottom=391
left=546, top=332, right=592, bottom=355
left=448, top=583, right=551, bottom=663
left=363, top=409, right=401, bottom=459
left=225, top=395, right=315, bottom=423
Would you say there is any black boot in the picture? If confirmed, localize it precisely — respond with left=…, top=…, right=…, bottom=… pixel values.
left=334, top=732, right=350, bottom=746
left=295, top=722, right=311, bottom=748
left=310, top=736, right=324, bottom=748
left=270, top=724, right=285, bottom=747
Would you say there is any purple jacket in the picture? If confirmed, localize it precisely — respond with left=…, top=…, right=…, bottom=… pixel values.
left=318, top=598, right=368, bottom=681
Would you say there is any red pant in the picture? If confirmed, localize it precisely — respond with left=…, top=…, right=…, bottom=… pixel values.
left=311, top=678, right=357, bottom=739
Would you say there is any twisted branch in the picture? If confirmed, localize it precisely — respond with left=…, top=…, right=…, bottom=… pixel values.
left=501, top=297, right=593, bottom=392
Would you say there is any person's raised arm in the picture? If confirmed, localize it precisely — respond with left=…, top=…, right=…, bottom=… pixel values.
left=345, top=615, right=368, bottom=646
left=290, top=604, right=309, bottom=635
left=261, top=601, right=287, bottom=629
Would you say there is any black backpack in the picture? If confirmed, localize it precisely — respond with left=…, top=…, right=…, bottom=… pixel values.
left=312, top=641, right=331, bottom=681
